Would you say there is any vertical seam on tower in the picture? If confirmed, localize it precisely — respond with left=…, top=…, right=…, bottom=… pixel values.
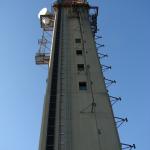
left=46, top=7, right=62, bottom=150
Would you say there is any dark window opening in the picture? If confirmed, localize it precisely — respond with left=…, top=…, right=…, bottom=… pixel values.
left=79, top=82, right=87, bottom=90
left=75, top=38, right=81, bottom=43
left=77, top=64, right=84, bottom=71
left=76, top=50, right=82, bottom=55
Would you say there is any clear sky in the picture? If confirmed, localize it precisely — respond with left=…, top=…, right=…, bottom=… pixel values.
left=0, top=0, right=149, bottom=150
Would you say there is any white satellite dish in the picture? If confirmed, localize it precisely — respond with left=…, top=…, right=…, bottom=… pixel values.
left=38, top=8, right=50, bottom=19
left=38, top=8, right=50, bottom=25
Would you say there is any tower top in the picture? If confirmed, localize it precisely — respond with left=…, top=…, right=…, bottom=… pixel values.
left=53, top=0, right=89, bottom=8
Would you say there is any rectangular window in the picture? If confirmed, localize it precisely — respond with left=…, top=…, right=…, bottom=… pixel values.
left=77, top=64, right=84, bottom=71
left=79, top=82, right=87, bottom=90
left=76, top=50, right=82, bottom=55
left=75, top=38, right=81, bottom=43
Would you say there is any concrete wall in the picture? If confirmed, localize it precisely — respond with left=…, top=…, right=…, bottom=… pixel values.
left=39, top=5, right=121, bottom=150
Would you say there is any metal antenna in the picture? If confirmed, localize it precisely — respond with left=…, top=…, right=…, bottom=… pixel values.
left=109, top=95, right=122, bottom=105
left=114, top=117, right=128, bottom=128
left=104, top=77, right=116, bottom=87
left=121, top=143, right=136, bottom=150
left=101, top=64, right=112, bottom=72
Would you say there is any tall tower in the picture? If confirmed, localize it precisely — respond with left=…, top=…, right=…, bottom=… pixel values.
left=36, top=0, right=123, bottom=150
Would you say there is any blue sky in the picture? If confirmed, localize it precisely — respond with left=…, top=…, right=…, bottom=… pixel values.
left=0, top=0, right=149, bottom=150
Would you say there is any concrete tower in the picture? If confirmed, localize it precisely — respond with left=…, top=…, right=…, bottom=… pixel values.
left=36, top=0, right=121, bottom=150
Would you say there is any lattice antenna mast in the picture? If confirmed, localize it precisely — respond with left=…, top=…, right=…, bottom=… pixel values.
left=35, top=8, right=55, bottom=65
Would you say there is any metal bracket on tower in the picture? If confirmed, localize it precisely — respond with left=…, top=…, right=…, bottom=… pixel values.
left=109, top=95, right=122, bottom=105
left=104, top=77, right=116, bottom=87
left=96, top=43, right=105, bottom=49
left=97, top=52, right=108, bottom=59
left=114, top=117, right=128, bottom=128
left=121, top=143, right=136, bottom=150
left=101, top=64, right=112, bottom=72
left=95, top=35, right=102, bottom=40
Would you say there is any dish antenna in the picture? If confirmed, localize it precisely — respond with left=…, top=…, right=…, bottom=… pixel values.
left=38, top=8, right=50, bottom=25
